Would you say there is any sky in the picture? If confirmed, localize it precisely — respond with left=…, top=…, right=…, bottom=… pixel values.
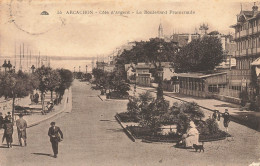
left=0, top=0, right=257, bottom=60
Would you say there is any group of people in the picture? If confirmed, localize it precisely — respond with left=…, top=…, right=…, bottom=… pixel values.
left=178, top=109, right=231, bottom=149
left=30, top=92, right=39, bottom=104
left=212, top=109, right=231, bottom=132
left=1, top=113, right=27, bottom=148
left=1, top=112, right=63, bottom=158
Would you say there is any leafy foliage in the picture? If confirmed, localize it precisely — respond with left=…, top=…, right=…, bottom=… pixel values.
left=0, top=71, right=37, bottom=122
left=85, top=73, right=92, bottom=81
left=170, top=102, right=205, bottom=134
left=197, top=118, right=219, bottom=135
left=55, top=69, right=73, bottom=101
left=174, top=36, right=224, bottom=72
left=92, top=68, right=130, bottom=97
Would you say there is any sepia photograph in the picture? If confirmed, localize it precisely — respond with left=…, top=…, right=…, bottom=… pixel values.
left=0, top=0, right=260, bottom=165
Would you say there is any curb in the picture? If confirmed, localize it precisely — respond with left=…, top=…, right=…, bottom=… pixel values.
left=28, top=88, right=71, bottom=128
left=115, top=114, right=135, bottom=142
left=0, top=89, right=72, bottom=135
left=141, top=135, right=231, bottom=144
left=98, top=95, right=103, bottom=101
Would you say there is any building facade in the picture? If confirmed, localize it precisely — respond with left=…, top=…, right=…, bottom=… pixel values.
left=230, top=3, right=260, bottom=87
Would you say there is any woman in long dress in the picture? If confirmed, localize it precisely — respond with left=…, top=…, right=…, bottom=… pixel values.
left=3, top=118, right=13, bottom=148
left=183, top=121, right=199, bottom=148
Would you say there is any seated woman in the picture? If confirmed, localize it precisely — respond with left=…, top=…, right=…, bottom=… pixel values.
left=179, top=121, right=199, bottom=148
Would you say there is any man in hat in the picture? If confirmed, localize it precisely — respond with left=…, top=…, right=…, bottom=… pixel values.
left=222, top=109, right=230, bottom=132
left=16, top=113, right=27, bottom=146
left=5, top=112, right=11, bottom=122
left=48, top=122, right=63, bottom=158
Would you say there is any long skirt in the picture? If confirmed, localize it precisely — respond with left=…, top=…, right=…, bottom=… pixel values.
left=5, top=134, right=13, bottom=143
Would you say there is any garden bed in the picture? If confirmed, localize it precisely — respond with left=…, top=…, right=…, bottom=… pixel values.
left=117, top=112, right=139, bottom=123
left=127, top=126, right=231, bottom=143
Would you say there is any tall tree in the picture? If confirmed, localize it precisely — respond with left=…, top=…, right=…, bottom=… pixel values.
left=55, top=69, right=73, bottom=103
left=174, top=36, right=224, bottom=73
left=34, top=66, right=55, bottom=114
left=48, top=70, right=61, bottom=102
left=0, top=71, right=37, bottom=123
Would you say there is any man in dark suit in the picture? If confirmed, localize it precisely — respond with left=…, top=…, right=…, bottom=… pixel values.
left=48, top=122, right=63, bottom=158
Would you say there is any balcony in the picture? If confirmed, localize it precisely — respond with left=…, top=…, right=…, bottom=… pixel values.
left=240, top=30, right=247, bottom=37
left=249, top=28, right=253, bottom=35
left=241, top=49, right=247, bottom=55
left=228, top=69, right=251, bottom=81
left=248, top=49, right=252, bottom=55
left=254, top=26, right=258, bottom=34
left=235, top=32, right=239, bottom=39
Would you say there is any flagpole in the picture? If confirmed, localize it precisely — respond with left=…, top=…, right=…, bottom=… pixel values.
left=20, top=44, right=22, bottom=71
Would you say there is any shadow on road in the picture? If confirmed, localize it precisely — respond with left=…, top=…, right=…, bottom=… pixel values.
left=32, top=153, right=53, bottom=157
left=0, top=145, right=9, bottom=148
left=0, top=144, right=20, bottom=148
left=106, top=128, right=124, bottom=132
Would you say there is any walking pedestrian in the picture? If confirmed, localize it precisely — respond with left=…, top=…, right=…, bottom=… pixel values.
left=48, top=122, right=63, bottom=158
left=217, top=110, right=221, bottom=125
left=223, top=109, right=230, bottom=132
left=3, top=118, right=13, bottom=148
left=0, top=112, right=4, bottom=129
left=16, top=114, right=27, bottom=146
left=5, top=112, right=11, bottom=122
left=212, top=110, right=218, bottom=120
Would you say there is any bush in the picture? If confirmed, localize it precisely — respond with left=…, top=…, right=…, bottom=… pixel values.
left=197, top=118, right=219, bottom=135
left=170, top=102, right=205, bottom=134
left=249, top=101, right=259, bottom=112
left=108, top=91, right=129, bottom=99
left=240, top=90, right=249, bottom=107
left=126, top=97, right=140, bottom=122
left=117, top=112, right=139, bottom=123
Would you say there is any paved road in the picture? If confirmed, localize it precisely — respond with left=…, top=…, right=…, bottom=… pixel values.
left=0, top=80, right=259, bottom=166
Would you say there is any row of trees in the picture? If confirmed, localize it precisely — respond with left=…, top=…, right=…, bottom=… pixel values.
left=116, top=36, right=224, bottom=74
left=92, top=68, right=130, bottom=98
left=0, top=66, right=73, bottom=122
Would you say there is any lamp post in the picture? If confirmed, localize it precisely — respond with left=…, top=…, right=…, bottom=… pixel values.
left=7, top=60, right=12, bottom=72
left=31, top=65, right=36, bottom=73
left=156, top=42, right=164, bottom=99
left=2, top=60, right=8, bottom=73
left=86, top=65, right=88, bottom=73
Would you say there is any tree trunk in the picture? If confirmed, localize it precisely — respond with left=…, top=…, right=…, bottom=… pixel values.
left=41, top=93, right=45, bottom=115
left=51, top=90, right=53, bottom=102
left=12, top=97, right=15, bottom=124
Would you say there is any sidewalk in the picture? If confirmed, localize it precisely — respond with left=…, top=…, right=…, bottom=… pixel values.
left=0, top=88, right=72, bottom=136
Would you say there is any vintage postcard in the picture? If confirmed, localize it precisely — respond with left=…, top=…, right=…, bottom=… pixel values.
left=0, top=0, right=259, bottom=166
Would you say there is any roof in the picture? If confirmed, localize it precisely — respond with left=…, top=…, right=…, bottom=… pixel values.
left=251, top=57, right=260, bottom=66
left=174, top=72, right=227, bottom=79
left=136, top=64, right=151, bottom=69
left=242, top=11, right=254, bottom=18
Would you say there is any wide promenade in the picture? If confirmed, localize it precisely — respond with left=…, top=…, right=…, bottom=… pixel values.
left=0, top=80, right=259, bottom=166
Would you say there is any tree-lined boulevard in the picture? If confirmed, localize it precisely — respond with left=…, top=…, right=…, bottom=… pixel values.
left=0, top=80, right=259, bottom=166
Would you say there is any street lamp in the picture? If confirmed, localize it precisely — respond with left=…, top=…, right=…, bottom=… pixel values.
left=31, top=65, right=36, bottom=73
left=2, top=60, right=8, bottom=73
left=7, top=60, right=12, bottom=72
left=86, top=65, right=88, bottom=73
left=156, top=42, right=164, bottom=99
